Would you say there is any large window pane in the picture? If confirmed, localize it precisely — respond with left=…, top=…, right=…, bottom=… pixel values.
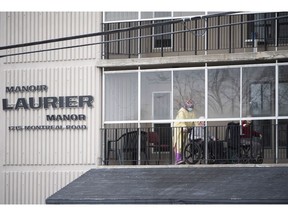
left=141, top=71, right=171, bottom=120
left=279, top=65, right=288, bottom=116
left=242, top=66, right=275, bottom=117
left=105, top=73, right=138, bottom=121
left=173, top=69, right=205, bottom=118
left=208, top=68, right=240, bottom=118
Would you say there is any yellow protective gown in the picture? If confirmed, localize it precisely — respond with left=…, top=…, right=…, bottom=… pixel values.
left=173, top=107, right=196, bottom=153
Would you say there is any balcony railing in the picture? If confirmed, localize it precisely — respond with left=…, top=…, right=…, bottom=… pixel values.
left=103, top=12, right=288, bottom=59
left=101, top=123, right=288, bottom=165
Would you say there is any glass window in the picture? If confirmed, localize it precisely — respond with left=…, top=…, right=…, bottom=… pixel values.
left=208, top=68, right=240, bottom=118
left=153, top=92, right=171, bottom=120
left=242, top=66, right=275, bottom=117
left=104, top=12, right=138, bottom=22
left=278, top=12, right=288, bottom=43
left=247, top=13, right=274, bottom=43
left=279, top=65, right=288, bottom=116
left=153, top=12, right=172, bottom=48
left=141, top=71, right=171, bottom=120
left=154, top=20, right=172, bottom=48
left=173, top=69, right=205, bottom=118
left=105, top=72, right=138, bottom=121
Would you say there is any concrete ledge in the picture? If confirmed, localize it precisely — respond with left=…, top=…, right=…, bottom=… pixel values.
left=98, top=163, right=288, bottom=169
left=96, top=50, right=288, bottom=68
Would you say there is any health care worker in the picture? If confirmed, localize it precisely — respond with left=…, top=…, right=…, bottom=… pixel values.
left=173, top=99, right=196, bottom=165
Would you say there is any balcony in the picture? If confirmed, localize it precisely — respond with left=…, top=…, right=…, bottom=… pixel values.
left=101, top=123, right=288, bottom=165
left=102, top=12, right=288, bottom=61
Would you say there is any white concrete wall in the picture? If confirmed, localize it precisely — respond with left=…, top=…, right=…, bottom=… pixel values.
left=0, top=12, right=102, bottom=204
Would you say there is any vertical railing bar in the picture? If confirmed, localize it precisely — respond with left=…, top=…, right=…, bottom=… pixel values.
left=117, top=23, right=120, bottom=55
left=195, top=20, right=197, bottom=55
left=229, top=15, right=232, bottom=53
left=264, top=13, right=267, bottom=50
left=103, top=129, right=107, bottom=165
left=205, top=17, right=208, bottom=55
left=241, top=15, right=243, bottom=48
left=128, top=22, right=131, bottom=58
left=217, top=16, right=220, bottom=50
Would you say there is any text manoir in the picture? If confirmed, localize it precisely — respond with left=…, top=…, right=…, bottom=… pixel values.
left=3, top=85, right=94, bottom=110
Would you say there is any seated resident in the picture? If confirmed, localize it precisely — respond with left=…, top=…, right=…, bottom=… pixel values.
left=241, top=119, right=262, bottom=159
left=191, top=117, right=215, bottom=142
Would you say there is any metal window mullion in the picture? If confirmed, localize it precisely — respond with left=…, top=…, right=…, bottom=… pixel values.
left=240, top=67, right=243, bottom=120
left=137, top=66, right=141, bottom=165
left=102, top=68, right=106, bottom=165
left=275, top=61, right=279, bottom=163
left=205, top=63, right=208, bottom=164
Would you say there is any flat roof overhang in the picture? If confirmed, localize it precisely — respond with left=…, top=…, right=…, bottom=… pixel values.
left=46, top=165, right=288, bottom=204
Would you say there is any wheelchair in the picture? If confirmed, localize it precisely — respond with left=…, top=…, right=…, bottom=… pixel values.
left=183, top=128, right=217, bottom=164
left=225, top=122, right=263, bottom=164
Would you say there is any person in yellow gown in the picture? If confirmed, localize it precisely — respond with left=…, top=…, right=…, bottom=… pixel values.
left=173, top=99, right=196, bottom=164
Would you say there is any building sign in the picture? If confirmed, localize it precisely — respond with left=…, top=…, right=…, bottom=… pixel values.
left=2, top=85, right=94, bottom=131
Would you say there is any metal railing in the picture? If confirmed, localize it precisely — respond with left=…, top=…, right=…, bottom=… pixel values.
left=102, top=12, right=288, bottom=59
left=101, top=123, right=288, bottom=165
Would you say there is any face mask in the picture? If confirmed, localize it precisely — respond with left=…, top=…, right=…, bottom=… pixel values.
left=187, top=107, right=193, bottom=112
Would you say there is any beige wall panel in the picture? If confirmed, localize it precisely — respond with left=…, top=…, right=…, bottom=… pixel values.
left=4, top=170, right=84, bottom=204
left=3, top=66, right=97, bottom=166
left=4, top=12, right=99, bottom=63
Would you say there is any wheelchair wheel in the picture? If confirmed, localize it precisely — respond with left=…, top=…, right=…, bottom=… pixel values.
left=184, top=143, right=202, bottom=164
left=256, top=155, right=263, bottom=164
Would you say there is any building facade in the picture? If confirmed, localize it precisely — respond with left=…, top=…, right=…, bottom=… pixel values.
left=0, top=12, right=102, bottom=204
left=1, top=11, right=288, bottom=204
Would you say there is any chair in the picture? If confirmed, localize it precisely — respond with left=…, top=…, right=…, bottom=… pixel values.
left=106, top=130, right=149, bottom=165
left=147, top=132, right=161, bottom=164
left=225, top=122, right=241, bottom=163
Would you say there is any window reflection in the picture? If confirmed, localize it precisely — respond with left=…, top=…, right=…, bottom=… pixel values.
left=242, top=66, right=275, bottom=117
left=104, top=64, right=288, bottom=123
left=208, top=68, right=240, bottom=118
left=141, top=71, right=171, bottom=120
left=105, top=72, right=138, bottom=121
left=173, top=70, right=205, bottom=118
left=279, top=65, right=288, bottom=116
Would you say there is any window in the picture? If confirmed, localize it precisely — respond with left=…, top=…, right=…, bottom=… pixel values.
left=173, top=69, right=205, bottom=118
left=153, top=12, right=172, bottom=49
left=242, top=66, right=275, bottom=117
left=208, top=68, right=240, bottom=118
left=247, top=13, right=274, bottom=43
left=153, top=92, right=171, bottom=120
left=278, top=12, right=288, bottom=44
left=104, top=72, right=138, bottom=121
left=279, top=65, right=288, bottom=116
left=141, top=71, right=171, bottom=120
left=153, top=21, right=172, bottom=48
left=250, top=83, right=272, bottom=117
left=247, top=12, right=288, bottom=45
